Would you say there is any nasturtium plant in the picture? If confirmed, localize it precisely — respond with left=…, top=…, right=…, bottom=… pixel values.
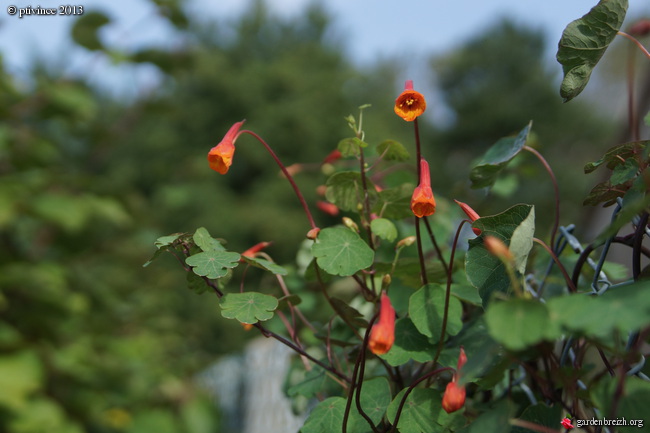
left=146, top=4, right=650, bottom=432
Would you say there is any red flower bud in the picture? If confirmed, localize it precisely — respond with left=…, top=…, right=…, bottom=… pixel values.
left=368, top=292, right=396, bottom=355
left=241, top=241, right=272, bottom=259
left=322, top=149, right=343, bottom=164
left=629, top=19, right=650, bottom=37
left=317, top=201, right=339, bottom=216
left=442, top=381, right=466, bottom=414
left=454, top=200, right=482, bottom=235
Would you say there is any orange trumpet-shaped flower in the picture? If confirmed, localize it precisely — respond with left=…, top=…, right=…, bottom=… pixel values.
left=411, top=159, right=436, bottom=218
left=443, top=347, right=468, bottom=413
left=454, top=200, right=482, bottom=236
left=394, top=80, right=426, bottom=121
left=368, top=292, right=396, bottom=355
left=207, top=120, right=245, bottom=174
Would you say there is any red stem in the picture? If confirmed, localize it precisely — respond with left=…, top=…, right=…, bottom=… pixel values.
left=242, top=130, right=317, bottom=230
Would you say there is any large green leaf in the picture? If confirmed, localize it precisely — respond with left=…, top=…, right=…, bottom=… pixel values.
left=337, top=137, right=368, bottom=158
left=547, top=282, right=650, bottom=339
left=381, top=318, right=436, bottom=366
left=373, top=185, right=413, bottom=220
left=185, top=250, right=240, bottom=279
left=219, top=292, right=278, bottom=324
left=311, top=227, right=374, bottom=276
left=469, top=122, right=531, bottom=189
left=511, top=404, right=562, bottom=433
left=370, top=218, right=398, bottom=242
left=301, top=380, right=390, bottom=433
left=465, top=204, right=535, bottom=306
left=377, top=140, right=410, bottom=161
left=193, top=227, right=225, bottom=252
left=485, top=299, right=553, bottom=351
left=458, top=401, right=513, bottom=433
left=300, top=397, right=346, bottom=433
left=409, top=284, right=463, bottom=341
left=241, top=256, right=288, bottom=275
left=349, top=377, right=392, bottom=431
left=556, top=0, right=628, bottom=102
left=386, top=388, right=440, bottom=433
left=325, top=172, right=377, bottom=212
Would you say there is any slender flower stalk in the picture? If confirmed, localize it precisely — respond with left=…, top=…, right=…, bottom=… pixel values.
left=240, top=130, right=319, bottom=232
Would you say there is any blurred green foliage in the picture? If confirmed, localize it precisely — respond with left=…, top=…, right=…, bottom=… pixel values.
left=0, top=0, right=622, bottom=431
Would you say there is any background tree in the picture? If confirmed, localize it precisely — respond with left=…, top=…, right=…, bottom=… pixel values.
left=430, top=19, right=617, bottom=227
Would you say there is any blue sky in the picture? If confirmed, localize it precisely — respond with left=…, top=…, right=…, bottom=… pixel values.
left=1, top=0, right=648, bottom=99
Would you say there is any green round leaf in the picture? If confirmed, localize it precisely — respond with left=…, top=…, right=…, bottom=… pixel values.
left=301, top=397, right=346, bottom=433
left=337, top=137, right=368, bottom=158
left=381, top=318, right=436, bottom=366
left=485, top=299, right=550, bottom=351
left=241, top=256, right=288, bottom=275
left=469, top=122, right=531, bottom=189
left=311, top=227, right=374, bottom=276
left=386, top=388, right=444, bottom=433
left=465, top=204, right=535, bottom=306
left=377, top=140, right=410, bottom=161
left=409, top=284, right=463, bottom=340
left=219, top=292, right=279, bottom=324
left=193, top=227, right=225, bottom=252
left=370, top=218, right=398, bottom=242
left=185, top=250, right=240, bottom=279
left=325, top=172, right=377, bottom=212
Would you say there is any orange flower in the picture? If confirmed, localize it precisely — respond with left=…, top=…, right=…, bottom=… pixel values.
left=207, top=120, right=245, bottom=174
left=454, top=200, right=482, bottom=236
left=411, top=159, right=436, bottom=218
left=443, top=347, right=467, bottom=413
left=394, top=80, right=426, bottom=121
left=368, top=292, right=396, bottom=355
